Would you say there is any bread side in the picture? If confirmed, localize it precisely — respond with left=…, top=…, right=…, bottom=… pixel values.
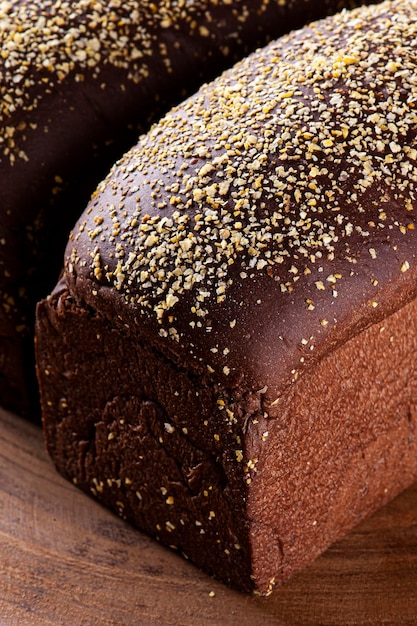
left=36, top=0, right=417, bottom=593
left=2, top=0, right=357, bottom=415
left=37, top=284, right=254, bottom=590
left=36, top=273, right=417, bottom=593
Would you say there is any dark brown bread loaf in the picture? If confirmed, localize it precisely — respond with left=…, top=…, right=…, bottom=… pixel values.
left=35, top=0, right=417, bottom=594
left=2, top=0, right=364, bottom=416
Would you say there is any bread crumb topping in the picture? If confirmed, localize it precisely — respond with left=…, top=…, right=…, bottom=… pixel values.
left=74, top=3, right=415, bottom=286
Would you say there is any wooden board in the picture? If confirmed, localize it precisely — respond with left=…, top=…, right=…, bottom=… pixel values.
left=1, top=407, right=417, bottom=626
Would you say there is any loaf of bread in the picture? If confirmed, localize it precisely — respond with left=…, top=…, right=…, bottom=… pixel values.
left=3, top=0, right=360, bottom=416
left=35, top=0, right=417, bottom=594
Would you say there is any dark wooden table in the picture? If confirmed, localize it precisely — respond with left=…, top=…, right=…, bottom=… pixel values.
left=1, top=407, right=417, bottom=625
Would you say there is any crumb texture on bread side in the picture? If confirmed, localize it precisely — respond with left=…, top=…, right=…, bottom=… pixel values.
left=37, top=285, right=258, bottom=591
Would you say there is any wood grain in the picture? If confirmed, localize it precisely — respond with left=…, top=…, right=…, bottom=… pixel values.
left=1, top=408, right=416, bottom=626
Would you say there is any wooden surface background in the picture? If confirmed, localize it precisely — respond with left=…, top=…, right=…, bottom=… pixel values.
left=1, top=407, right=417, bottom=626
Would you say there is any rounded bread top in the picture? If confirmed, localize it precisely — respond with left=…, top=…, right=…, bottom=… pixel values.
left=66, top=0, right=417, bottom=401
